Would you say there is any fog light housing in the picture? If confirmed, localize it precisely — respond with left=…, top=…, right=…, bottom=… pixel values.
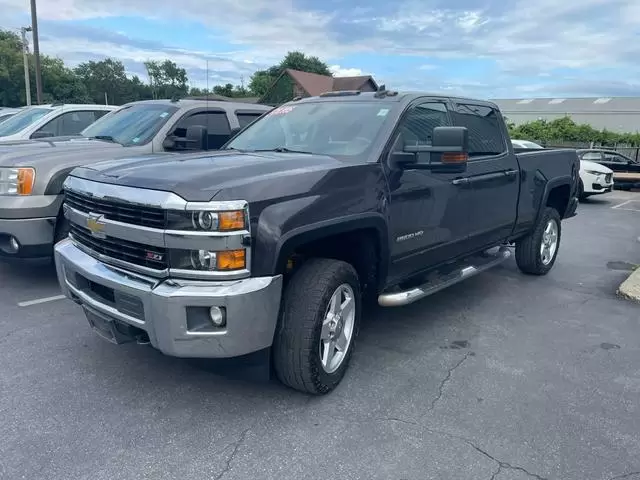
left=209, top=306, right=226, bottom=327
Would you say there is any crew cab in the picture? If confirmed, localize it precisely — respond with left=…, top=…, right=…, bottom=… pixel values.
left=54, top=91, right=579, bottom=394
left=0, top=99, right=271, bottom=259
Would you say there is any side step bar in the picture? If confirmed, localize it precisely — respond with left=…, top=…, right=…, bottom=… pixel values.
left=378, top=247, right=512, bottom=307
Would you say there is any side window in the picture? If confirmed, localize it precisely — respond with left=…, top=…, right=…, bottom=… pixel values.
left=451, top=103, right=506, bottom=157
left=603, top=153, right=627, bottom=163
left=32, top=116, right=62, bottom=138
left=236, top=112, right=263, bottom=129
left=581, top=152, right=603, bottom=161
left=173, top=111, right=231, bottom=149
left=395, top=102, right=450, bottom=148
left=93, top=110, right=109, bottom=120
left=60, top=111, right=98, bottom=135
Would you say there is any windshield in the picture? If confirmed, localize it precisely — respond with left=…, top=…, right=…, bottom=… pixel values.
left=225, top=102, right=394, bottom=157
left=0, top=107, right=51, bottom=137
left=81, top=103, right=179, bottom=146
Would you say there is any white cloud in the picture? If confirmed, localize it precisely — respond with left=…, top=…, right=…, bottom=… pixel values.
left=329, top=65, right=364, bottom=77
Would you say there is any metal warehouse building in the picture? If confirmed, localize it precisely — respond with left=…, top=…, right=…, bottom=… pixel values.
left=491, top=97, right=640, bottom=134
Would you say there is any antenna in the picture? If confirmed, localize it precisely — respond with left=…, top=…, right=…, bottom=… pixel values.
left=206, top=60, right=210, bottom=150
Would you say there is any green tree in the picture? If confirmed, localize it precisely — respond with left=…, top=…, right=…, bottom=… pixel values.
left=0, top=30, right=28, bottom=106
left=144, top=59, right=188, bottom=99
left=75, top=58, right=150, bottom=104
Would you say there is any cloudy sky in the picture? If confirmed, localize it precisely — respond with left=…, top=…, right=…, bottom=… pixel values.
left=2, top=0, right=640, bottom=98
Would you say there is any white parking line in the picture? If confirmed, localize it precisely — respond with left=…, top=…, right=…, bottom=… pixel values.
left=611, top=200, right=634, bottom=209
left=18, top=294, right=66, bottom=307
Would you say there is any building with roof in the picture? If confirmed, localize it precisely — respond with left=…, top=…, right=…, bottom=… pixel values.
left=491, top=97, right=640, bottom=134
left=260, top=69, right=378, bottom=105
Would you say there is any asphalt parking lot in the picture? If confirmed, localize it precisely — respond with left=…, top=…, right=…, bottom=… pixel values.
left=2, top=192, right=640, bottom=480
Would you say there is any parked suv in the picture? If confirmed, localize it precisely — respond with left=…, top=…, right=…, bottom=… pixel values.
left=0, top=103, right=116, bottom=142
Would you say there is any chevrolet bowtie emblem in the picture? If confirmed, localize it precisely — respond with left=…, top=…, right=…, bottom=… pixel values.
left=86, top=214, right=106, bottom=238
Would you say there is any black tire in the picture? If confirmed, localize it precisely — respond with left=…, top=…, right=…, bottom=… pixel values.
left=273, top=258, right=361, bottom=395
left=515, top=207, right=562, bottom=275
left=577, top=179, right=588, bottom=202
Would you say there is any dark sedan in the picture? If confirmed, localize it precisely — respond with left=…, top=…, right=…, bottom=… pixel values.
left=577, top=149, right=640, bottom=190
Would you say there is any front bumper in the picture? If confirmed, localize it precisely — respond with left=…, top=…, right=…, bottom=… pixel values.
left=582, top=172, right=614, bottom=194
left=0, top=194, right=63, bottom=257
left=54, top=239, right=283, bottom=358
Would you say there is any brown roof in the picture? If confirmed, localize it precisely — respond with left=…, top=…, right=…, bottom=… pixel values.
left=285, top=69, right=334, bottom=96
left=332, top=76, right=378, bottom=91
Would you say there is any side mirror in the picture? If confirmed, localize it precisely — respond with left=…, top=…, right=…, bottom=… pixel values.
left=391, top=126, right=469, bottom=173
left=31, top=131, right=54, bottom=139
left=185, top=125, right=208, bottom=151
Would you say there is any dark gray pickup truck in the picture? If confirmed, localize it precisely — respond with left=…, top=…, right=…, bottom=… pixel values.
left=0, top=99, right=271, bottom=258
left=54, top=90, right=579, bottom=394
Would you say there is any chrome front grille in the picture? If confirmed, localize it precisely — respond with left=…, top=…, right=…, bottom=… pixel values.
left=65, top=190, right=166, bottom=229
left=69, top=224, right=168, bottom=270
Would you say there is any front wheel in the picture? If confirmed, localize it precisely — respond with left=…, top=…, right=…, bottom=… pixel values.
left=273, top=258, right=361, bottom=394
left=515, top=207, right=561, bottom=275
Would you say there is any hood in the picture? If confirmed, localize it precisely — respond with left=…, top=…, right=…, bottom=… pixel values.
left=0, top=136, right=123, bottom=153
left=72, top=150, right=351, bottom=202
left=0, top=141, right=126, bottom=168
left=580, top=159, right=613, bottom=174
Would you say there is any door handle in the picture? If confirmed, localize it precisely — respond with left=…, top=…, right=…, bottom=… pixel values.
left=452, top=177, right=469, bottom=186
left=504, top=169, right=518, bottom=177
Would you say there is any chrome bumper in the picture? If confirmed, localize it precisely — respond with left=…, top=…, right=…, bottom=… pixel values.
left=54, top=239, right=283, bottom=358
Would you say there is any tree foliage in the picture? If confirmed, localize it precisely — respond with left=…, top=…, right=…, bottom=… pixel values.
left=508, top=116, right=640, bottom=147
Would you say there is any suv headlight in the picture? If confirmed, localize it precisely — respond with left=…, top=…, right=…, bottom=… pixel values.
left=585, top=170, right=603, bottom=176
left=166, top=209, right=246, bottom=232
left=0, top=167, right=35, bottom=195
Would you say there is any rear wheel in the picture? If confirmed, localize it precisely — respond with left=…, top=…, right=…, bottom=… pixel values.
left=515, top=207, right=561, bottom=275
left=273, top=258, right=361, bottom=394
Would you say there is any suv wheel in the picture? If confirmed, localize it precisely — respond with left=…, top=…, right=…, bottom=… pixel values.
left=273, top=258, right=361, bottom=394
left=515, top=207, right=562, bottom=275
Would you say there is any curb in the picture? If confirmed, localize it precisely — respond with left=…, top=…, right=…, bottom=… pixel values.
left=618, top=267, right=640, bottom=303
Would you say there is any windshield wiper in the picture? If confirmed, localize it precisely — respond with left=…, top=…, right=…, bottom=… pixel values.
left=252, top=147, right=314, bottom=154
left=89, top=135, right=122, bottom=145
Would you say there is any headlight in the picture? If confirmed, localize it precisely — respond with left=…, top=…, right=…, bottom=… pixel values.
left=169, top=248, right=246, bottom=271
left=167, top=209, right=246, bottom=231
left=585, top=170, right=603, bottom=176
left=0, top=167, right=35, bottom=195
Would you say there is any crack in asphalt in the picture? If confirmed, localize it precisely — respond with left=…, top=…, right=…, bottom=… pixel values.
left=608, top=473, right=640, bottom=480
left=380, top=417, right=548, bottom=480
left=428, top=352, right=473, bottom=411
left=214, top=427, right=251, bottom=480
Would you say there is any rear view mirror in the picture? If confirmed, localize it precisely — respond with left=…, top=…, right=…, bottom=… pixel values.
left=392, top=126, right=469, bottom=173
left=185, top=125, right=208, bottom=151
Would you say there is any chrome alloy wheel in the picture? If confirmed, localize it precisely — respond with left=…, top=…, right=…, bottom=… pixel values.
left=319, top=283, right=356, bottom=374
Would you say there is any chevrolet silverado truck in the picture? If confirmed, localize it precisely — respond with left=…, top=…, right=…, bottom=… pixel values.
left=0, top=99, right=271, bottom=259
left=54, top=90, right=579, bottom=394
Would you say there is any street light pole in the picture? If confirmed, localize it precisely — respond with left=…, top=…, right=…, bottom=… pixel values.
left=29, top=0, right=43, bottom=105
left=20, top=27, right=32, bottom=106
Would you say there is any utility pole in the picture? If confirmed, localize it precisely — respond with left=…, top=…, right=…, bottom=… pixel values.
left=29, top=0, right=43, bottom=105
left=20, top=27, right=32, bottom=106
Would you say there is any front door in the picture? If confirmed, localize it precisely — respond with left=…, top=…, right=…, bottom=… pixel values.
left=385, top=100, right=472, bottom=285
left=449, top=101, right=520, bottom=249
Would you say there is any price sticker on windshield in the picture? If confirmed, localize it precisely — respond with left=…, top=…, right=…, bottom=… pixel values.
left=269, top=106, right=296, bottom=116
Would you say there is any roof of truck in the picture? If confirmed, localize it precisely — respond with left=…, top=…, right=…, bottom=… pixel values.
left=124, top=99, right=272, bottom=111
left=292, top=91, right=499, bottom=109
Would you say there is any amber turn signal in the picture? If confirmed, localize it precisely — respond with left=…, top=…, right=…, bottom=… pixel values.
left=216, top=249, right=246, bottom=270
left=218, top=211, right=245, bottom=231
left=17, top=168, right=36, bottom=195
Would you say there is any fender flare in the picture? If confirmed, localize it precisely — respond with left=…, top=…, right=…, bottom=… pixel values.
left=536, top=174, right=573, bottom=224
left=272, top=213, right=389, bottom=283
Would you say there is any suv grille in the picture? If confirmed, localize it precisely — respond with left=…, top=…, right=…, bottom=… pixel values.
left=69, top=224, right=168, bottom=270
left=66, top=190, right=166, bottom=229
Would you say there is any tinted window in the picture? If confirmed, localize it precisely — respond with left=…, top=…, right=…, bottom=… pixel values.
left=237, top=112, right=263, bottom=129
left=172, top=112, right=231, bottom=149
left=226, top=102, right=394, bottom=158
left=82, top=104, right=179, bottom=147
left=451, top=103, right=506, bottom=157
left=603, top=153, right=628, bottom=163
left=396, top=102, right=450, bottom=147
left=0, top=107, right=50, bottom=137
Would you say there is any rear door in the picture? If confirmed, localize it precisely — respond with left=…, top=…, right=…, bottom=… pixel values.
left=449, top=101, right=520, bottom=249
left=386, top=99, right=472, bottom=284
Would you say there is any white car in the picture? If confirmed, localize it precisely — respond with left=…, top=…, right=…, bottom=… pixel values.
left=0, top=103, right=117, bottom=142
left=511, top=139, right=614, bottom=201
